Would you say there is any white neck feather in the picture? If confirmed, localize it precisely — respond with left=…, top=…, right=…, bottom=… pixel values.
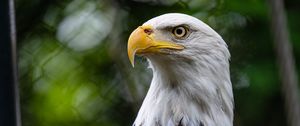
left=133, top=54, right=234, bottom=126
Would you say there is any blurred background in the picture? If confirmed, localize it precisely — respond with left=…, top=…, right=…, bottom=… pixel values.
left=16, top=0, right=300, bottom=126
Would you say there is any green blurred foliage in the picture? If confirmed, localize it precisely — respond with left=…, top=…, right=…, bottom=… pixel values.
left=17, top=0, right=300, bottom=126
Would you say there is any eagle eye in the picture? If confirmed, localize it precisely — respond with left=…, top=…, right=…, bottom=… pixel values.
left=172, top=26, right=188, bottom=38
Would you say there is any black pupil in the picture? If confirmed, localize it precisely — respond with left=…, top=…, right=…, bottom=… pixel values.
left=176, top=28, right=183, bottom=35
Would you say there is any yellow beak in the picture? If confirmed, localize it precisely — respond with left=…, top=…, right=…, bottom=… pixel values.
left=127, top=25, right=184, bottom=67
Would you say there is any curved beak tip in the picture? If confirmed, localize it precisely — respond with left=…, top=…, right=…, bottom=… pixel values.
left=128, top=26, right=145, bottom=68
left=129, top=53, right=135, bottom=67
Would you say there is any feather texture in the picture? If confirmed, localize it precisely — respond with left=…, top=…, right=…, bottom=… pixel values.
left=133, top=13, right=233, bottom=126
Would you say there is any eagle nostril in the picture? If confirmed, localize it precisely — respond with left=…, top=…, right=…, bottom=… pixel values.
left=144, top=29, right=153, bottom=35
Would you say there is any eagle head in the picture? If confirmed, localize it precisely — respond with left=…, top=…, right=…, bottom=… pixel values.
left=127, top=13, right=233, bottom=126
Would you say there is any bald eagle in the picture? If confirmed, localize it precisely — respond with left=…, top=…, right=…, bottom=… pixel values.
left=127, top=13, right=233, bottom=126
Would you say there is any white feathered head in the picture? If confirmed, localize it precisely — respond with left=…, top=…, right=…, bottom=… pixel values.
left=128, top=13, right=233, bottom=126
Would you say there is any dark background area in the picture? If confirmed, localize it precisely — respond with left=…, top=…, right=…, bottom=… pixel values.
left=0, top=0, right=19, bottom=126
